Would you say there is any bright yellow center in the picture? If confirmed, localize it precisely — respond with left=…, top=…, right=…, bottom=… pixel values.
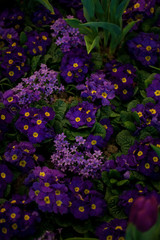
left=25, top=112, right=30, bottom=117
left=127, top=69, right=132, bottom=74
left=115, top=226, right=123, bottom=230
left=1, top=172, right=6, bottom=178
left=18, top=52, right=22, bottom=56
left=123, top=89, right=127, bottom=94
left=154, top=90, right=160, bottom=96
left=87, top=117, right=92, bottom=122
left=44, top=196, right=50, bottom=204
left=2, top=227, right=7, bottom=234
left=84, top=189, right=90, bottom=194
left=42, top=36, right=47, bottom=40
left=91, top=204, right=96, bottom=209
left=112, top=68, right=117, bottom=72
left=150, top=7, right=154, bottom=14
left=78, top=206, right=84, bottom=212
left=134, top=3, right=140, bottom=8
left=7, top=34, right=12, bottom=39
left=149, top=109, right=156, bottom=114
left=104, top=125, right=108, bottom=129
left=38, top=46, right=43, bottom=51
left=128, top=198, right=134, bottom=203
left=153, top=157, right=158, bottom=162
left=67, top=71, right=72, bottom=76
left=56, top=200, right=62, bottom=206
left=35, top=190, right=40, bottom=196
left=91, top=140, right=97, bottom=145
left=102, top=92, right=108, bottom=98
left=75, top=117, right=81, bottom=122
left=146, top=46, right=152, bottom=51
left=145, top=56, right=151, bottom=61
left=33, top=132, right=38, bottom=138
left=137, top=151, right=143, bottom=156
left=12, top=223, right=18, bottom=230
left=7, top=97, right=13, bottom=102
left=145, top=163, right=150, bottom=169
left=122, top=78, right=127, bottom=83
left=137, top=112, right=143, bottom=117
left=45, top=112, right=50, bottom=117
left=9, top=71, right=14, bottom=76
left=75, top=187, right=79, bottom=192
left=12, top=154, right=18, bottom=160
left=40, top=172, right=45, bottom=177
left=114, top=84, right=118, bottom=89
left=55, top=190, right=61, bottom=195
left=136, top=44, right=142, bottom=48
left=19, top=160, right=26, bottom=167
left=73, top=63, right=78, bottom=68
left=8, top=59, right=13, bottom=64
left=11, top=213, right=16, bottom=219
left=37, top=120, right=42, bottom=125
left=106, top=236, right=112, bottom=240
left=24, top=125, right=29, bottom=130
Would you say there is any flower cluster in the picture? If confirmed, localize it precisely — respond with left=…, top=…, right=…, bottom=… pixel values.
left=0, top=8, right=24, bottom=31
left=146, top=74, right=160, bottom=102
left=127, top=32, right=160, bottom=66
left=60, top=48, right=91, bottom=83
left=107, top=137, right=160, bottom=179
left=0, top=27, right=19, bottom=48
left=123, top=0, right=156, bottom=29
left=26, top=169, right=106, bottom=220
left=15, top=107, right=55, bottom=143
left=51, top=17, right=85, bottom=53
left=32, top=5, right=61, bottom=26
left=1, top=46, right=29, bottom=82
left=4, top=141, right=44, bottom=172
left=77, top=72, right=115, bottom=106
left=104, top=61, right=136, bottom=101
left=96, top=219, right=127, bottom=240
left=131, top=101, right=160, bottom=130
left=0, top=195, right=40, bottom=240
left=51, top=134, right=104, bottom=178
left=0, top=164, right=13, bottom=197
left=25, top=31, right=51, bottom=56
left=65, top=101, right=97, bottom=128
left=12, top=64, right=64, bottom=106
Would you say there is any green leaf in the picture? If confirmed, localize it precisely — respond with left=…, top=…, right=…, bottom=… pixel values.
left=35, top=0, right=54, bottom=13
left=120, top=111, right=133, bottom=122
left=83, top=22, right=121, bottom=37
left=120, top=20, right=137, bottom=40
left=53, top=100, right=68, bottom=118
left=91, top=122, right=106, bottom=138
left=65, top=18, right=93, bottom=36
left=130, top=171, right=146, bottom=181
left=20, top=32, right=27, bottom=45
left=127, top=100, right=140, bottom=111
left=0, top=199, right=6, bottom=204
left=116, top=130, right=135, bottom=154
left=110, top=0, right=119, bottom=23
left=94, top=0, right=105, bottom=20
left=102, top=171, right=110, bottom=185
left=73, top=220, right=94, bottom=234
left=142, top=97, right=155, bottom=105
left=116, top=0, right=130, bottom=27
left=144, top=73, right=156, bottom=88
left=31, top=55, right=42, bottom=73
left=124, top=121, right=136, bottom=132
left=107, top=196, right=127, bottom=219
left=81, top=0, right=95, bottom=21
left=151, top=144, right=160, bottom=158
left=84, top=35, right=100, bottom=54
left=117, top=179, right=129, bottom=187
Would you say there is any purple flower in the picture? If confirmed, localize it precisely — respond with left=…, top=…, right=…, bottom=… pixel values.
left=129, top=195, right=158, bottom=232
left=85, top=134, right=106, bottom=151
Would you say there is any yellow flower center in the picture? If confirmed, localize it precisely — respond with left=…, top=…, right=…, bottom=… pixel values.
left=25, top=112, right=30, bottom=117
left=17, top=15, right=22, bottom=20
left=19, top=160, right=26, bottom=167
left=2, top=227, right=7, bottom=234
left=56, top=200, right=62, bottom=206
left=12, top=154, right=18, bottom=160
left=11, top=213, right=16, bottom=219
left=87, top=117, right=92, bottom=122
left=42, top=36, right=47, bottom=40
left=102, top=92, right=108, bottom=98
left=1, top=172, right=6, bottom=178
left=104, top=124, right=108, bottom=129
left=73, top=63, right=78, bottom=68
left=0, top=219, right=6, bottom=223
left=149, top=109, right=156, bottom=114
left=78, top=206, right=84, bottom=212
left=153, top=157, right=158, bottom=162
left=0, top=208, right=6, bottom=213
left=44, top=196, right=50, bottom=204
left=91, top=204, right=96, bottom=209
left=75, top=187, right=80, bottom=192
left=12, top=223, right=18, bottom=230
left=24, top=215, right=30, bottom=220
left=84, top=189, right=90, bottom=194
left=7, top=34, right=12, bottom=39
left=55, top=190, right=61, bottom=195
left=106, top=236, right=112, bottom=240
left=35, top=190, right=40, bottom=196
left=134, top=3, right=140, bottom=8
left=33, top=154, right=38, bottom=161
left=45, top=112, right=50, bottom=117
left=67, top=71, right=72, bottom=77
left=145, top=163, right=150, bottom=169
left=9, top=71, right=14, bottom=76
left=40, top=172, right=45, bottom=177
left=33, top=132, right=38, bottom=138
left=8, top=59, right=13, bottom=64
left=114, top=84, right=118, bottom=89
left=136, top=44, right=142, bottom=48
left=38, top=46, right=43, bottom=51
left=137, top=151, right=143, bottom=156
left=145, top=56, right=151, bottom=61
left=150, top=7, right=154, bottom=14
left=137, top=112, right=143, bottom=117
left=75, top=117, right=81, bottom=122
left=128, top=198, right=133, bottom=203
left=112, top=68, right=117, bottom=72
left=37, top=120, right=42, bottom=125
left=24, top=125, right=29, bottom=130
left=154, top=90, right=160, bottom=96
left=32, top=48, right=37, bottom=54
left=123, top=89, right=127, bottom=94
left=18, top=52, right=22, bottom=56
left=7, top=97, right=13, bottom=102
left=115, top=226, right=123, bottom=230
left=122, top=78, right=127, bottom=83
left=127, top=69, right=132, bottom=74
left=146, top=46, right=152, bottom=51
left=91, top=140, right=97, bottom=145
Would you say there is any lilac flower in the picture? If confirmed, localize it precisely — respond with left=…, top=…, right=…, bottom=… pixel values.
left=13, top=64, right=64, bottom=106
left=51, top=17, right=85, bottom=52
left=51, top=134, right=104, bottom=178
